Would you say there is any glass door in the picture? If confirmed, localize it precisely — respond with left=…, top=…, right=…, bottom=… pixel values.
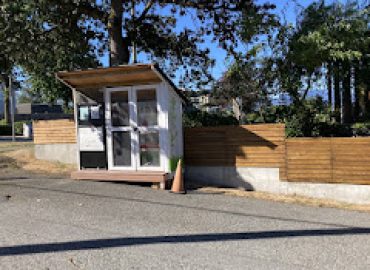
left=105, top=85, right=162, bottom=171
left=105, top=87, right=136, bottom=170
left=134, top=86, right=162, bottom=171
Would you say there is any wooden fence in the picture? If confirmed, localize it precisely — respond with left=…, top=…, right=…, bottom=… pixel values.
left=185, top=125, right=370, bottom=185
left=184, top=124, right=287, bottom=179
left=32, top=120, right=370, bottom=185
left=286, top=138, right=370, bottom=185
left=33, top=119, right=76, bottom=144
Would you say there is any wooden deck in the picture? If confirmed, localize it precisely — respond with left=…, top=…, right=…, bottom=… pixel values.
left=71, top=170, right=169, bottom=189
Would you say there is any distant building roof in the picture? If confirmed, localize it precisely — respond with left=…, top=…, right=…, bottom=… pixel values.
left=16, top=103, right=63, bottom=115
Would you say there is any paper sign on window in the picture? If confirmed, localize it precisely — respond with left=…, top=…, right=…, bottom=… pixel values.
left=79, top=127, right=104, bottom=151
left=79, top=106, right=89, bottom=121
left=90, top=105, right=101, bottom=120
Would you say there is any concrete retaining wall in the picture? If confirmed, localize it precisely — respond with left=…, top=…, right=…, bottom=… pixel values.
left=185, top=166, right=370, bottom=205
left=34, top=143, right=77, bottom=165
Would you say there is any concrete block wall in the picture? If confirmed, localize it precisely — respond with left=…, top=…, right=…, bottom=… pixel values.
left=185, top=166, right=370, bottom=205
left=34, top=144, right=77, bottom=165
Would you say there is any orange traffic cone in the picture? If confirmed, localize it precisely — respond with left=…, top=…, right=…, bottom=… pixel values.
left=170, top=159, right=186, bottom=194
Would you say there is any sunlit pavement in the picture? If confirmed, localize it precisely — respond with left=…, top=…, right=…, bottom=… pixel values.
left=0, top=178, right=369, bottom=269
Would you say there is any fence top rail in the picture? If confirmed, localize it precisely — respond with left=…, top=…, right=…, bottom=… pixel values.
left=287, top=137, right=370, bottom=141
left=185, top=124, right=286, bottom=131
left=33, top=119, right=74, bottom=123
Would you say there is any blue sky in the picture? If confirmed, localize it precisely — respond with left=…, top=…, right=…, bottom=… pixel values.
left=97, top=0, right=347, bottom=90
left=99, top=0, right=320, bottom=84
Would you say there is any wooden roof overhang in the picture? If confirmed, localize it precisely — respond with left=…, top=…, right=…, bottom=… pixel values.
left=56, top=63, right=187, bottom=103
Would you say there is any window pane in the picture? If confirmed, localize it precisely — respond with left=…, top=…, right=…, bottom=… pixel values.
left=111, top=91, right=129, bottom=127
left=113, top=131, right=131, bottom=166
left=139, top=132, right=160, bottom=167
left=137, top=89, right=158, bottom=127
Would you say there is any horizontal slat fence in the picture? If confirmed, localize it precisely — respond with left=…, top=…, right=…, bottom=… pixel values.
left=33, top=119, right=76, bottom=144
left=33, top=120, right=370, bottom=185
left=286, top=138, right=370, bottom=185
left=184, top=124, right=287, bottom=179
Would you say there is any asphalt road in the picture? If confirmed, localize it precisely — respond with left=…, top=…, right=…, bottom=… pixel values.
left=0, top=178, right=369, bottom=270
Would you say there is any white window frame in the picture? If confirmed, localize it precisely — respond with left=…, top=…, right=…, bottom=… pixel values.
left=105, top=84, right=164, bottom=171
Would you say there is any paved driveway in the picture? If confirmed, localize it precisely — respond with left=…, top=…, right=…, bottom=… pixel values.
left=0, top=178, right=369, bottom=269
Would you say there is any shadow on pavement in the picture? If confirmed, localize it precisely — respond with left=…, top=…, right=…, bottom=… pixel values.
left=0, top=182, right=365, bottom=229
left=0, top=227, right=369, bottom=256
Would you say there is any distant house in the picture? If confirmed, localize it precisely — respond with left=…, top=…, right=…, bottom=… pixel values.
left=189, top=93, right=212, bottom=110
left=15, top=103, right=70, bottom=121
left=186, top=90, right=241, bottom=118
left=1, top=88, right=71, bottom=121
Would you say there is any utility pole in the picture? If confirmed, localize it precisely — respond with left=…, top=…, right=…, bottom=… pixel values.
left=9, top=75, right=15, bottom=142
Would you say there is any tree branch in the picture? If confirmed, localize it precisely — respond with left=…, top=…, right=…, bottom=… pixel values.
left=301, top=77, right=312, bottom=101
left=79, top=3, right=108, bottom=23
left=135, top=0, right=154, bottom=22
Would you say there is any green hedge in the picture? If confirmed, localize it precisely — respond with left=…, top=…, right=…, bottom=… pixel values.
left=352, top=122, right=370, bottom=136
left=183, top=110, right=238, bottom=127
left=0, top=125, right=12, bottom=135
left=0, top=121, right=28, bottom=136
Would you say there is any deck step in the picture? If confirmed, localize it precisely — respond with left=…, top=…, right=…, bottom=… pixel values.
left=71, top=170, right=168, bottom=182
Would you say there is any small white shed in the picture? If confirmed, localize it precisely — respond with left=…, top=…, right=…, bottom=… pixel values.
left=56, top=64, right=186, bottom=189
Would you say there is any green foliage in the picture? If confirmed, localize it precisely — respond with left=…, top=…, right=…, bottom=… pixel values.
left=0, top=120, right=28, bottom=135
left=17, top=90, right=34, bottom=104
left=352, top=122, right=370, bottom=136
left=183, top=110, right=238, bottom=128
left=0, top=125, right=11, bottom=136
left=257, top=1, right=369, bottom=110
left=0, top=0, right=98, bottom=106
left=244, top=98, right=357, bottom=137
left=1, top=0, right=278, bottom=107
left=115, top=0, right=275, bottom=87
left=213, top=60, right=270, bottom=114
left=14, top=121, right=26, bottom=135
left=169, top=157, right=182, bottom=173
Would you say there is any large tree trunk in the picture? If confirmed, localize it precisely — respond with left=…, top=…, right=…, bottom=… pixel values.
left=327, top=62, right=332, bottom=108
left=342, top=65, right=352, bottom=124
left=109, top=0, right=130, bottom=66
left=365, top=85, right=370, bottom=119
left=333, top=62, right=341, bottom=122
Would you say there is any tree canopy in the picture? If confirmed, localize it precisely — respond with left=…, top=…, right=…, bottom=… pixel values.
left=214, top=0, right=369, bottom=133
left=0, top=0, right=98, bottom=121
left=0, top=0, right=276, bottom=123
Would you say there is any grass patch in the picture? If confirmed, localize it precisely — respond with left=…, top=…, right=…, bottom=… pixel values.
left=2, top=148, right=76, bottom=176
left=0, top=142, right=33, bottom=153
left=0, top=156, right=20, bottom=169
left=0, top=142, right=75, bottom=177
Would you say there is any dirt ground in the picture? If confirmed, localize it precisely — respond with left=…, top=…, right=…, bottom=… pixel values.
left=0, top=142, right=75, bottom=180
left=0, top=141, right=369, bottom=213
left=196, top=187, right=370, bottom=213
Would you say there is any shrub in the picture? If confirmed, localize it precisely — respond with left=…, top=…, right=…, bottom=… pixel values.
left=0, top=120, right=30, bottom=136
left=0, top=125, right=12, bottom=136
left=352, top=122, right=370, bottom=136
left=183, top=110, right=238, bottom=127
left=245, top=97, right=360, bottom=137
